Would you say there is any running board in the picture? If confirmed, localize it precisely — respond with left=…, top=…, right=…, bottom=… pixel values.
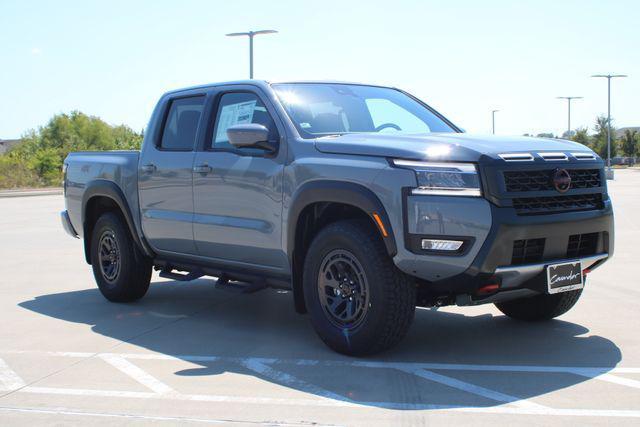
left=159, top=268, right=204, bottom=282
left=155, top=264, right=270, bottom=294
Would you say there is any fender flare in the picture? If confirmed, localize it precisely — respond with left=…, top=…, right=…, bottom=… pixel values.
left=287, top=180, right=397, bottom=313
left=287, top=180, right=397, bottom=259
left=81, top=180, right=154, bottom=263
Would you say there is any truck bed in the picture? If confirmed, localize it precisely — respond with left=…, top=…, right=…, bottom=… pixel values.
left=64, top=151, right=141, bottom=239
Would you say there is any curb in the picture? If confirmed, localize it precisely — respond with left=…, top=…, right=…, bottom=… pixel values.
left=0, top=188, right=63, bottom=198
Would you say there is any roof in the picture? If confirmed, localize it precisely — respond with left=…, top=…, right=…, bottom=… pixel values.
left=0, top=139, right=21, bottom=154
left=164, top=80, right=396, bottom=96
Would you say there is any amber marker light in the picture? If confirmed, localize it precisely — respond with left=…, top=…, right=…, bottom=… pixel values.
left=372, top=213, right=388, bottom=237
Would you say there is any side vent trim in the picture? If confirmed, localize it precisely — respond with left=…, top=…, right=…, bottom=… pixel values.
left=499, top=153, right=534, bottom=162
left=571, top=152, right=597, bottom=160
left=537, top=152, right=568, bottom=161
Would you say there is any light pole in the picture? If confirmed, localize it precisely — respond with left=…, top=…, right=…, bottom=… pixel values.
left=491, top=110, right=499, bottom=134
left=556, top=96, right=582, bottom=137
left=591, top=74, right=627, bottom=176
left=226, top=30, right=278, bottom=79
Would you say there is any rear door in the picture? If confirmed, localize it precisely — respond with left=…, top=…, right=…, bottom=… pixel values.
left=138, top=94, right=206, bottom=255
left=192, top=86, right=288, bottom=271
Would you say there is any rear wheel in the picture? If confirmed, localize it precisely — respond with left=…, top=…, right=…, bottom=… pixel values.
left=495, top=289, right=583, bottom=321
left=303, top=219, right=416, bottom=356
left=90, top=212, right=152, bottom=302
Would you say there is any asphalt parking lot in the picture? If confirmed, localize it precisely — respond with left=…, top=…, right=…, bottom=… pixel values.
left=0, top=169, right=639, bottom=426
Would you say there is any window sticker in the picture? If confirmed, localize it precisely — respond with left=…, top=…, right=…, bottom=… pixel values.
left=215, top=100, right=257, bottom=142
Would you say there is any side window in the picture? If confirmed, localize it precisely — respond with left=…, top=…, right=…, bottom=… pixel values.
left=159, top=96, right=205, bottom=150
left=212, top=92, right=277, bottom=153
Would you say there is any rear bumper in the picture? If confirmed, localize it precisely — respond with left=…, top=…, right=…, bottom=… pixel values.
left=60, top=210, right=79, bottom=238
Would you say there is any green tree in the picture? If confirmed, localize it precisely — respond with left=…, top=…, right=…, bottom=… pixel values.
left=2, top=111, right=143, bottom=188
left=0, top=156, right=41, bottom=188
left=621, top=129, right=638, bottom=157
left=112, top=125, right=144, bottom=150
left=571, top=127, right=591, bottom=148
left=591, top=115, right=617, bottom=159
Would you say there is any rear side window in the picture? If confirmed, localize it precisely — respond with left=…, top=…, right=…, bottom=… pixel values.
left=211, top=92, right=277, bottom=153
left=159, top=96, right=205, bottom=150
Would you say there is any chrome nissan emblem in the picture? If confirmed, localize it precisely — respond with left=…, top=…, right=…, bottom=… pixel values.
left=552, top=168, right=571, bottom=193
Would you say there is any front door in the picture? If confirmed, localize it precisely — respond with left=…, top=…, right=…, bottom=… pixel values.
left=192, top=88, right=287, bottom=271
left=139, top=94, right=206, bottom=255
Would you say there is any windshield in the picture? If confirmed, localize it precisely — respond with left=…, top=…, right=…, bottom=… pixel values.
left=273, top=83, right=456, bottom=138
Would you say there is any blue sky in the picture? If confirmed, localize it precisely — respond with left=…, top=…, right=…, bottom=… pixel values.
left=1, top=0, right=638, bottom=139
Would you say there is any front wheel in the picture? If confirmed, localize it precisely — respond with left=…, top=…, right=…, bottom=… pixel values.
left=90, top=212, right=152, bottom=302
left=495, top=289, right=583, bottom=321
left=303, top=219, right=416, bottom=356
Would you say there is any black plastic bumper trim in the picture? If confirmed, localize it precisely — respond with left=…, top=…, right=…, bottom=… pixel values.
left=422, top=200, right=614, bottom=295
left=60, top=210, right=79, bottom=238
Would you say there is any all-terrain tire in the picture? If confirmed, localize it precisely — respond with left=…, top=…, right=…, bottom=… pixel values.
left=90, top=212, right=152, bottom=302
left=495, top=289, right=583, bottom=321
left=303, top=219, right=416, bottom=356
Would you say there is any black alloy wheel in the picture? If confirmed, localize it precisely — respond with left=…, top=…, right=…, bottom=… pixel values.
left=317, top=249, right=370, bottom=331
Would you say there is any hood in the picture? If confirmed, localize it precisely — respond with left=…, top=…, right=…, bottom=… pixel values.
left=314, top=133, right=593, bottom=162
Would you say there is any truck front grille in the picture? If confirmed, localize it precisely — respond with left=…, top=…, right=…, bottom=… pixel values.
left=513, top=193, right=604, bottom=215
left=512, top=238, right=545, bottom=264
left=504, top=169, right=601, bottom=192
left=567, top=232, right=599, bottom=258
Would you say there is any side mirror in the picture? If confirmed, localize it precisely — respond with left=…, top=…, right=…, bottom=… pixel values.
left=227, top=124, right=275, bottom=152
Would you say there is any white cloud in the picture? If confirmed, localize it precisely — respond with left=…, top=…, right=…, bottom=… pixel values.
left=31, top=48, right=42, bottom=55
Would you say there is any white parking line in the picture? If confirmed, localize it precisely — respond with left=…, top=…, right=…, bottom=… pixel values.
left=21, top=385, right=355, bottom=407
left=241, top=358, right=354, bottom=402
left=15, top=386, right=640, bottom=418
left=0, top=405, right=334, bottom=426
left=100, top=354, right=175, bottom=395
left=583, top=373, right=640, bottom=390
left=1, top=350, right=639, bottom=418
left=24, top=386, right=156, bottom=399
left=0, top=357, right=25, bottom=391
left=399, top=368, right=548, bottom=410
left=6, top=350, right=640, bottom=375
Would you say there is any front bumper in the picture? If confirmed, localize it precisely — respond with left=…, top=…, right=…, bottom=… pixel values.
left=411, top=198, right=614, bottom=299
left=454, top=252, right=609, bottom=306
left=467, top=199, right=613, bottom=275
left=61, top=210, right=79, bottom=238
left=494, top=253, right=608, bottom=290
left=453, top=252, right=609, bottom=306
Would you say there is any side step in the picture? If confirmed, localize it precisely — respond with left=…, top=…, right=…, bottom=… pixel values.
left=215, top=276, right=267, bottom=294
left=157, top=267, right=267, bottom=294
left=159, top=268, right=204, bottom=282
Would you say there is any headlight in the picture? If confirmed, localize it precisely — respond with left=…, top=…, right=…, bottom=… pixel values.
left=392, top=160, right=481, bottom=197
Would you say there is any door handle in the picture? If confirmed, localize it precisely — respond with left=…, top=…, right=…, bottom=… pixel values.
left=193, top=164, right=212, bottom=174
left=141, top=163, right=156, bottom=173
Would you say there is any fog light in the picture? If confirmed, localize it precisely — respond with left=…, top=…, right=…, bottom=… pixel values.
left=421, top=239, right=464, bottom=251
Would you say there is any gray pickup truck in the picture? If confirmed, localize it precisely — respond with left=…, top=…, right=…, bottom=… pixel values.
left=62, top=81, right=613, bottom=355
